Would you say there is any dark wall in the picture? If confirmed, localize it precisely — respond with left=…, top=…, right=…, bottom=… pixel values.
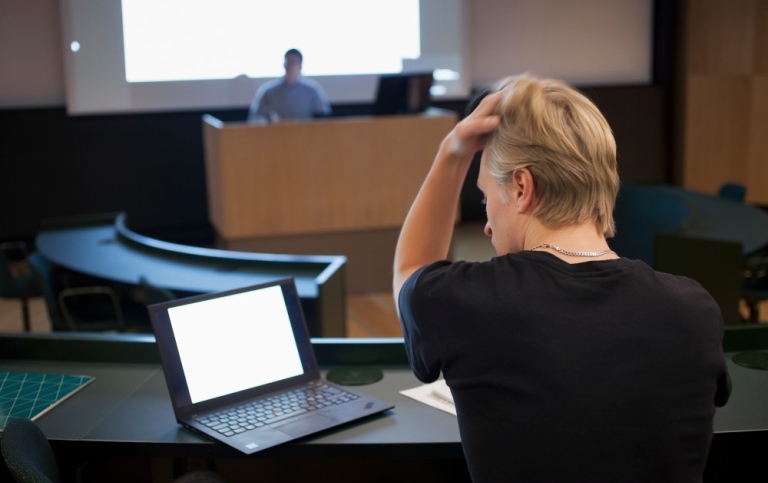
left=0, top=88, right=666, bottom=245
left=0, top=106, right=241, bottom=244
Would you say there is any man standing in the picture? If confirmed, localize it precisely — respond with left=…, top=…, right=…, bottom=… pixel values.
left=247, top=48, right=331, bottom=122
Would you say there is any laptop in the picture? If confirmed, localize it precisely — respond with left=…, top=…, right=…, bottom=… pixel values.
left=148, top=278, right=394, bottom=455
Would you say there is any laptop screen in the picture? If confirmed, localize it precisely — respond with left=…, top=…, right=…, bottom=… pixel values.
left=150, top=278, right=319, bottom=412
left=168, top=284, right=304, bottom=404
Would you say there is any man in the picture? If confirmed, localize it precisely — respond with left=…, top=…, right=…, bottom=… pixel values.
left=247, top=48, right=331, bottom=122
left=394, top=74, right=731, bottom=482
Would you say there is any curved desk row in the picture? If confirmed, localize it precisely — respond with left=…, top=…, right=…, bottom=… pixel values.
left=35, top=213, right=347, bottom=337
left=1, top=331, right=766, bottom=481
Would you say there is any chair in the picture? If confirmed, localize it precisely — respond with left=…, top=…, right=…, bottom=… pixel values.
left=718, top=182, right=747, bottom=203
left=610, top=185, right=691, bottom=264
left=137, top=276, right=177, bottom=305
left=715, top=182, right=768, bottom=321
left=26, top=252, right=125, bottom=332
left=1, top=418, right=227, bottom=483
left=723, top=324, right=768, bottom=352
left=653, top=233, right=744, bottom=325
left=742, top=249, right=768, bottom=322
left=1, top=418, right=60, bottom=483
left=0, top=242, right=42, bottom=331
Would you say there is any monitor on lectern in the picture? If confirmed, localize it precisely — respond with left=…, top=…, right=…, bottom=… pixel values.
left=373, top=71, right=434, bottom=115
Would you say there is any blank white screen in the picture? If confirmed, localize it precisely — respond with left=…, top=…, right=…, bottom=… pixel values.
left=168, top=286, right=303, bottom=405
left=59, top=0, right=467, bottom=114
left=122, top=0, right=420, bottom=82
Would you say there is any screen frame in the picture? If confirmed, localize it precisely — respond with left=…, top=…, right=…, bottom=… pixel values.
left=148, top=278, right=320, bottom=418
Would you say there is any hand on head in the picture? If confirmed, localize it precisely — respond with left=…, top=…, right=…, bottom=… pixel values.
left=444, top=91, right=503, bottom=160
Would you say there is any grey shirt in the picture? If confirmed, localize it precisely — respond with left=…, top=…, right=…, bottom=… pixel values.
left=247, top=77, right=331, bottom=121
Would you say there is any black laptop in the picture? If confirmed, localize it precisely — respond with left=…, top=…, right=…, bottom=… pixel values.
left=149, top=278, right=394, bottom=455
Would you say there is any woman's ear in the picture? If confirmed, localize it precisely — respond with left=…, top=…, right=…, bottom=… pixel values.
left=511, top=168, right=535, bottom=213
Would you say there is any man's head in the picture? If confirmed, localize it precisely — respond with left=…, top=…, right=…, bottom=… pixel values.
left=483, top=74, right=619, bottom=237
left=283, top=48, right=303, bottom=83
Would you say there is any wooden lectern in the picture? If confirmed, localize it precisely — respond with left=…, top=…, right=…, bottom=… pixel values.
left=202, top=110, right=458, bottom=293
left=202, top=110, right=458, bottom=241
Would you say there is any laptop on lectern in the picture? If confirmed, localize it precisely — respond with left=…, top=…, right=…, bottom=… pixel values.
left=148, top=278, right=393, bottom=455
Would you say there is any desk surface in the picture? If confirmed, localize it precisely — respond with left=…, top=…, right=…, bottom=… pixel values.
left=35, top=214, right=344, bottom=297
left=0, top=334, right=765, bottom=461
left=34, top=214, right=348, bottom=336
left=0, top=335, right=460, bottom=459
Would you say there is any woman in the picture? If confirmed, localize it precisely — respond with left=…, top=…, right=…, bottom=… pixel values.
left=394, top=74, right=730, bottom=482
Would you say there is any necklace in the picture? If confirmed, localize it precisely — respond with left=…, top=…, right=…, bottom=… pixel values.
left=530, top=243, right=614, bottom=257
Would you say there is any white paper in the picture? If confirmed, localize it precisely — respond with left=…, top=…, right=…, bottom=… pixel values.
left=400, top=379, right=456, bottom=416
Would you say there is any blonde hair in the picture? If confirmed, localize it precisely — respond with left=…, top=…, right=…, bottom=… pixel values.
left=484, top=74, right=620, bottom=237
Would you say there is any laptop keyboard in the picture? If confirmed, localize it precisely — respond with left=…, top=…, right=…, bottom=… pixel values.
left=196, top=381, right=360, bottom=437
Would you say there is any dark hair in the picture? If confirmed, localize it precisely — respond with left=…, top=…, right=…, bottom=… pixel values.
left=464, top=87, right=491, bottom=117
left=285, top=48, right=303, bottom=62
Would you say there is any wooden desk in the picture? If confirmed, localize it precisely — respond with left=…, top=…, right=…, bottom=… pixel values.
left=203, top=110, right=458, bottom=241
left=34, top=214, right=347, bottom=337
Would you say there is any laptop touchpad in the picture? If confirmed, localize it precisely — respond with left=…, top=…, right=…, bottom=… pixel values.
left=274, top=414, right=336, bottom=437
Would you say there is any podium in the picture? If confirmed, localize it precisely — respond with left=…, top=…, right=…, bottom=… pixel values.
left=202, top=110, right=458, bottom=240
left=202, top=110, right=458, bottom=293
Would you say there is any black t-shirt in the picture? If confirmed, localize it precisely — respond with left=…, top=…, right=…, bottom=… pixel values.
left=399, top=251, right=731, bottom=483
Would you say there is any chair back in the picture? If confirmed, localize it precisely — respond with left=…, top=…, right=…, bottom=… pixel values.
left=0, top=243, right=40, bottom=299
left=0, top=246, right=23, bottom=296
left=723, top=324, right=768, bottom=352
left=610, top=185, right=691, bottom=264
left=718, top=183, right=746, bottom=203
left=27, top=252, right=127, bottom=332
left=654, top=233, right=744, bottom=325
left=26, top=252, right=68, bottom=330
left=138, top=276, right=176, bottom=305
left=1, top=418, right=60, bottom=483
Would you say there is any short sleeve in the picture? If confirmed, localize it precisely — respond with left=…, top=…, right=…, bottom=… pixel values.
left=398, top=263, right=452, bottom=383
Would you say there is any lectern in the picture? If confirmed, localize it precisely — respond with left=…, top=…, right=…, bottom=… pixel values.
left=202, top=110, right=458, bottom=293
left=202, top=110, right=458, bottom=240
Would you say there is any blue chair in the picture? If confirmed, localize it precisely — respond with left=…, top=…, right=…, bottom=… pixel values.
left=609, top=185, right=691, bottom=264
left=718, top=183, right=747, bottom=203
left=26, top=252, right=125, bottom=332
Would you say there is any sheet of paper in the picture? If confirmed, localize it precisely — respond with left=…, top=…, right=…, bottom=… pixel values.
left=399, top=379, right=456, bottom=416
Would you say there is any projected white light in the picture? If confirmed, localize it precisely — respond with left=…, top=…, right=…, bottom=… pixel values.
left=430, top=85, right=447, bottom=96
left=59, top=0, right=470, bottom=114
left=433, top=69, right=459, bottom=81
left=121, top=0, right=421, bottom=83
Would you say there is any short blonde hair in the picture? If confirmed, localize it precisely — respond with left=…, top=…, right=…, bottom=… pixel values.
left=484, top=74, right=620, bottom=237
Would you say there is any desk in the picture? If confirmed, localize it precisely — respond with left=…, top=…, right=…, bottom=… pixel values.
left=0, top=332, right=766, bottom=482
left=35, top=214, right=347, bottom=337
left=611, top=184, right=768, bottom=264
left=0, top=333, right=461, bottom=461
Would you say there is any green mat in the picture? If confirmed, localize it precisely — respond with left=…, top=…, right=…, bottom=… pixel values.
left=0, top=371, right=94, bottom=430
